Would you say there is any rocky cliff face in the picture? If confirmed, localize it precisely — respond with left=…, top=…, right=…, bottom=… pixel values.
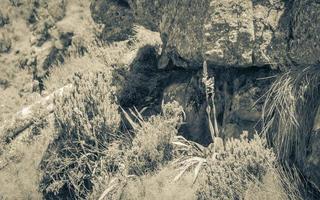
left=92, top=0, right=320, bottom=69
left=90, top=0, right=320, bottom=141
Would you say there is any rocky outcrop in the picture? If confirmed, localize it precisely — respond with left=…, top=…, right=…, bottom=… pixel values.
left=92, top=0, right=320, bottom=69
left=91, top=1, right=320, bottom=195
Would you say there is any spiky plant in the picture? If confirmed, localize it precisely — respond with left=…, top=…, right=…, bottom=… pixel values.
left=172, top=135, right=208, bottom=183
left=262, top=65, right=320, bottom=166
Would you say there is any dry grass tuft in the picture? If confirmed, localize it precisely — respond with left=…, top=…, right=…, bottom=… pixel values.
left=198, top=134, right=276, bottom=200
left=245, top=165, right=303, bottom=200
left=118, top=166, right=198, bottom=200
left=262, top=65, right=320, bottom=166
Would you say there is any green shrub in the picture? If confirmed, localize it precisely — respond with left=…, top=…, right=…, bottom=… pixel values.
left=89, top=140, right=128, bottom=200
left=40, top=71, right=121, bottom=199
left=54, top=72, right=120, bottom=142
left=90, top=101, right=185, bottom=199
left=196, top=134, right=275, bottom=200
left=125, top=101, right=184, bottom=175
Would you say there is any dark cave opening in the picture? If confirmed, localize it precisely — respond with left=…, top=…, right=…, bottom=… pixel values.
left=115, top=45, right=278, bottom=146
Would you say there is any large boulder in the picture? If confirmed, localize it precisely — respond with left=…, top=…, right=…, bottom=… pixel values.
left=92, top=0, right=320, bottom=69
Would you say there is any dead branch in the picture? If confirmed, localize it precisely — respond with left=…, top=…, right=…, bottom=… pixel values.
left=0, top=84, right=72, bottom=143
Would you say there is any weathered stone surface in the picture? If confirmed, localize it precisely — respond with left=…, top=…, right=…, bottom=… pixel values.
left=204, top=0, right=255, bottom=66
left=159, top=0, right=287, bottom=68
left=127, top=0, right=166, bottom=31
left=288, top=0, right=320, bottom=66
left=158, top=1, right=209, bottom=69
left=91, top=0, right=134, bottom=41
left=252, top=0, right=285, bottom=66
left=92, top=0, right=320, bottom=69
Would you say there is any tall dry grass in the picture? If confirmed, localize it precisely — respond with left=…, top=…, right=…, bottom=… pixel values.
left=262, top=65, right=320, bottom=166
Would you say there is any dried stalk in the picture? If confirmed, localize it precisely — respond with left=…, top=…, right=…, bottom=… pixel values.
left=202, top=61, right=219, bottom=141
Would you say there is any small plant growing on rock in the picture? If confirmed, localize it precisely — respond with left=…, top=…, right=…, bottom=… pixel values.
left=202, top=60, right=219, bottom=140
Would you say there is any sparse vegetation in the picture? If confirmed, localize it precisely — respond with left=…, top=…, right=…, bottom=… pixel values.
left=89, top=101, right=184, bottom=199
